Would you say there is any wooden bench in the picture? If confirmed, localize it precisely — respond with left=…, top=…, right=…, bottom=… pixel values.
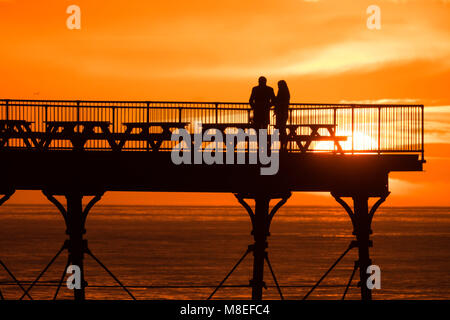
left=117, top=122, right=189, bottom=152
left=201, top=123, right=258, bottom=151
left=40, top=121, right=115, bottom=151
left=284, top=124, right=347, bottom=153
left=0, top=120, right=40, bottom=150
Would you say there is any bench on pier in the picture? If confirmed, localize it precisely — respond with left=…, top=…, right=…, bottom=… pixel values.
left=0, top=120, right=40, bottom=150
left=39, top=121, right=190, bottom=152
left=38, top=121, right=115, bottom=151
left=0, top=120, right=347, bottom=153
left=116, top=122, right=189, bottom=152
left=282, top=124, right=347, bottom=153
left=199, top=122, right=347, bottom=153
left=200, top=123, right=258, bottom=151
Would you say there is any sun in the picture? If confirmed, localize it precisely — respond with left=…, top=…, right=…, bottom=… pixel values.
left=313, top=130, right=378, bottom=152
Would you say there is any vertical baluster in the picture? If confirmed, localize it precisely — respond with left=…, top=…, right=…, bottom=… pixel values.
left=351, top=107, right=354, bottom=154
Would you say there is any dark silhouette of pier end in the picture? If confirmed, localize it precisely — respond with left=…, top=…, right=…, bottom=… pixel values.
left=0, top=99, right=424, bottom=301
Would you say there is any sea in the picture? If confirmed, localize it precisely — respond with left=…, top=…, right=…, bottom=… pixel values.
left=0, top=205, right=449, bottom=300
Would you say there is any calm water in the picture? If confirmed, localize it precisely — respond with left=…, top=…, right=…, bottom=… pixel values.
left=0, top=205, right=449, bottom=300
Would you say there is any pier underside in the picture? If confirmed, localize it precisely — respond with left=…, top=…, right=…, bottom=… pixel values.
left=0, top=151, right=422, bottom=195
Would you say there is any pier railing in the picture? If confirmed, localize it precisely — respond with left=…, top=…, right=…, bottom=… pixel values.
left=0, top=99, right=424, bottom=159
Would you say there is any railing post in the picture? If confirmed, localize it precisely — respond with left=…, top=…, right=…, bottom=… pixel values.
left=378, top=107, right=381, bottom=155
left=76, top=100, right=80, bottom=122
left=45, top=104, right=48, bottom=126
left=147, top=102, right=150, bottom=151
left=178, top=106, right=182, bottom=123
left=333, top=108, right=337, bottom=126
left=288, top=108, right=292, bottom=125
left=4, top=99, right=9, bottom=147
left=5, top=99, right=9, bottom=121
left=421, top=105, right=424, bottom=161
left=351, top=106, right=354, bottom=154
left=112, top=106, right=116, bottom=133
left=333, top=107, right=337, bottom=152
left=288, top=108, right=293, bottom=151
left=215, top=103, right=219, bottom=124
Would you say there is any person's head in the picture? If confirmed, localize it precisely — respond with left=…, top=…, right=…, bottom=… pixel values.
left=278, top=80, right=288, bottom=90
left=258, top=76, right=267, bottom=86
left=278, top=80, right=290, bottom=98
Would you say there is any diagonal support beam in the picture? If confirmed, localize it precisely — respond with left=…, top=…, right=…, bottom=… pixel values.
left=303, top=241, right=356, bottom=300
left=268, top=192, right=291, bottom=229
left=234, top=194, right=255, bottom=231
left=265, top=254, right=284, bottom=300
left=207, top=246, right=252, bottom=300
left=86, top=248, right=136, bottom=300
left=0, top=259, right=32, bottom=300
left=82, top=192, right=105, bottom=227
left=42, top=191, right=69, bottom=230
left=368, top=192, right=390, bottom=226
left=0, top=190, right=14, bottom=207
left=332, top=193, right=356, bottom=228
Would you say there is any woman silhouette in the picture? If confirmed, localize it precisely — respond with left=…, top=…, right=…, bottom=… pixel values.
left=274, top=80, right=290, bottom=150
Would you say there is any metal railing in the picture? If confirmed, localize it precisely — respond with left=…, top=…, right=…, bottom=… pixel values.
left=0, top=99, right=424, bottom=159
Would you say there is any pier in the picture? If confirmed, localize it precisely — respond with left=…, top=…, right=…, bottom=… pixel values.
left=0, top=99, right=424, bottom=300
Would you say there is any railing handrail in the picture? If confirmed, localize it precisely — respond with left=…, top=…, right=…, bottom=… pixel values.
left=0, top=98, right=424, bottom=109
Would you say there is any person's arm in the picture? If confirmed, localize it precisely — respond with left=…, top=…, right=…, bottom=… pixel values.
left=249, top=87, right=256, bottom=109
left=270, top=88, right=276, bottom=107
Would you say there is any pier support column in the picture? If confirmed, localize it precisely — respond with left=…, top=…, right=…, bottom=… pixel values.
left=236, top=192, right=291, bottom=300
left=250, top=195, right=269, bottom=300
left=332, top=192, right=389, bottom=300
left=353, top=195, right=372, bottom=301
left=43, top=190, right=104, bottom=301
left=66, top=192, right=87, bottom=301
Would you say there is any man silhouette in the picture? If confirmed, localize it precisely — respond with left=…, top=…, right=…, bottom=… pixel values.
left=249, top=76, right=275, bottom=129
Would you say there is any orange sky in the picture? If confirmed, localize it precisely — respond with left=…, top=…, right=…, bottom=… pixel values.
left=1, top=0, right=449, bottom=206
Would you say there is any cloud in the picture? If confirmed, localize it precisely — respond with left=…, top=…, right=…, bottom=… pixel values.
left=158, top=15, right=450, bottom=78
left=339, top=99, right=420, bottom=104
left=176, top=36, right=450, bottom=78
left=389, top=178, right=421, bottom=195
left=425, top=106, right=450, bottom=144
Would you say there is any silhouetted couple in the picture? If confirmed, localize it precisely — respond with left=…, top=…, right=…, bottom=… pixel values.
left=249, top=76, right=290, bottom=149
